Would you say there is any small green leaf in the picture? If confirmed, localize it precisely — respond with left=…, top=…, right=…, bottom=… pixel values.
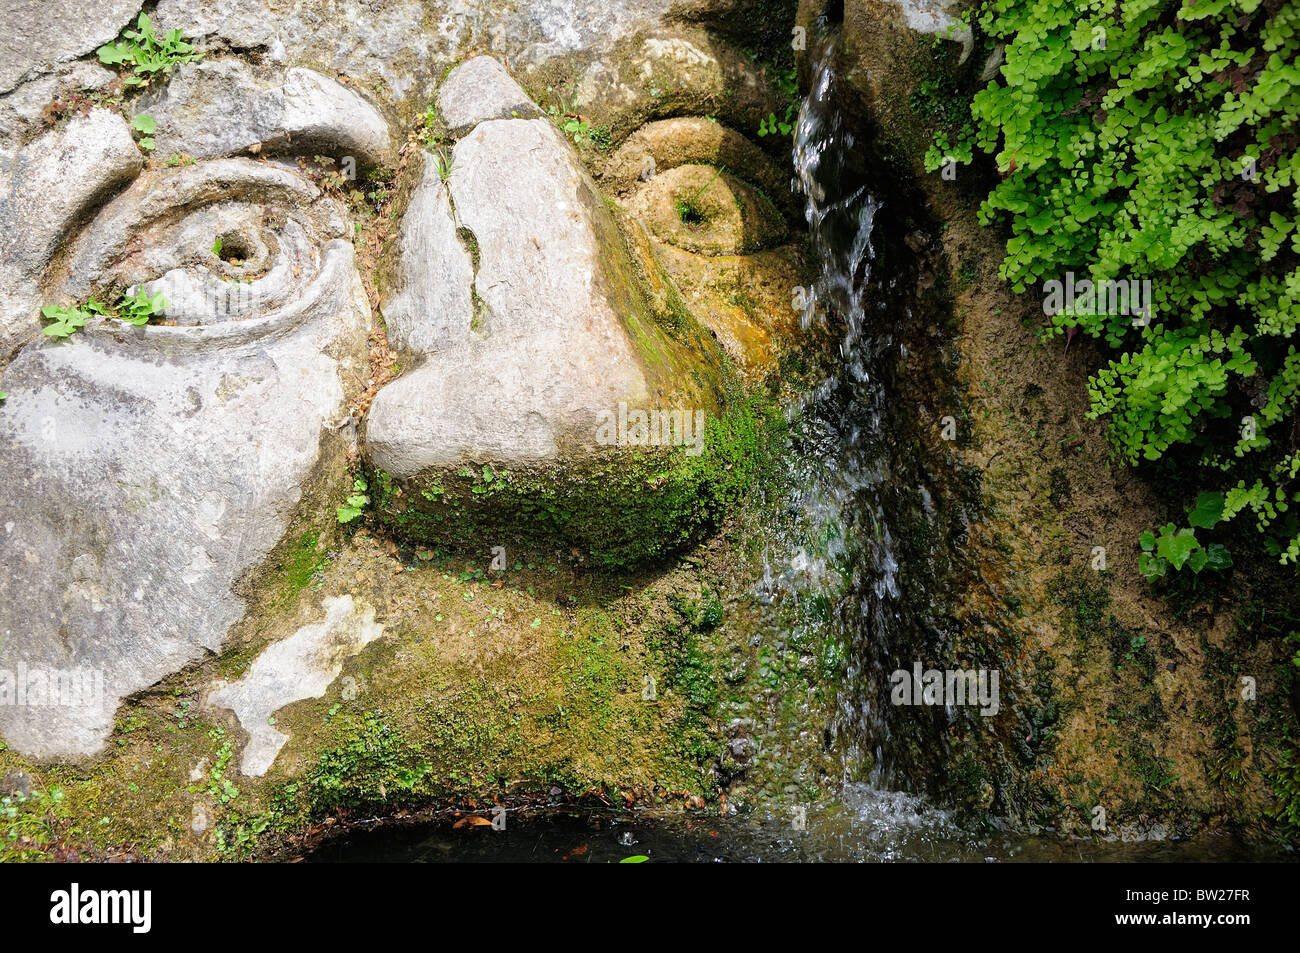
left=1137, top=552, right=1167, bottom=579
left=619, top=855, right=650, bottom=863
left=1187, top=491, right=1225, bottom=529
left=132, top=113, right=156, bottom=134
left=97, top=43, right=129, bottom=66
left=1155, top=524, right=1199, bottom=570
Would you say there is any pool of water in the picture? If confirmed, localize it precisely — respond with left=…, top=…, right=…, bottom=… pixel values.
left=306, top=785, right=1286, bottom=863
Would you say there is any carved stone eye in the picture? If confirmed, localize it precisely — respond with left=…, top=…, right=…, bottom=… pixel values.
left=598, top=117, right=807, bottom=383
left=603, top=117, right=795, bottom=257
left=47, top=157, right=354, bottom=343
left=628, top=162, right=786, bottom=256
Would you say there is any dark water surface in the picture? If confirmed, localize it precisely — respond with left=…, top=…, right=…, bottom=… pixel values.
left=308, top=793, right=1283, bottom=863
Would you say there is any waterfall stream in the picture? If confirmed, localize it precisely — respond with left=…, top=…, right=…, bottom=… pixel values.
left=760, top=15, right=947, bottom=792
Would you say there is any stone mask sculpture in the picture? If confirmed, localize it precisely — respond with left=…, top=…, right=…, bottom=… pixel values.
left=0, top=23, right=806, bottom=774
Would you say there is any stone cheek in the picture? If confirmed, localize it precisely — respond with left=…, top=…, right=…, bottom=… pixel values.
left=0, top=279, right=366, bottom=757
left=0, top=111, right=375, bottom=757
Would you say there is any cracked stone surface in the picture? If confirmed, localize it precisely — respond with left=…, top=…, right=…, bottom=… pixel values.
left=0, top=0, right=142, bottom=93
left=365, top=114, right=652, bottom=474
left=141, top=60, right=393, bottom=167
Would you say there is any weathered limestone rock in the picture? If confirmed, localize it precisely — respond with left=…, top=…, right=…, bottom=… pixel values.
left=571, top=27, right=781, bottom=145
left=626, top=164, right=787, bottom=256
left=152, top=0, right=680, bottom=106
left=0, top=154, right=371, bottom=758
left=208, top=595, right=384, bottom=776
left=364, top=59, right=752, bottom=567
left=142, top=60, right=393, bottom=167
left=600, top=118, right=812, bottom=387
left=436, top=55, right=539, bottom=136
left=379, top=155, right=473, bottom=355
left=602, top=117, right=794, bottom=215
left=367, top=116, right=655, bottom=470
left=0, top=0, right=142, bottom=93
left=0, top=61, right=117, bottom=147
left=800, top=0, right=975, bottom=180
left=890, top=0, right=973, bottom=63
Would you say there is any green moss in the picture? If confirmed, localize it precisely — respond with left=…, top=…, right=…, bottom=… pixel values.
left=373, top=392, right=775, bottom=570
left=278, top=531, right=328, bottom=594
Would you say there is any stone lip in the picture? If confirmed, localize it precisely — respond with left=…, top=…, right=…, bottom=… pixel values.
left=436, top=55, right=540, bottom=136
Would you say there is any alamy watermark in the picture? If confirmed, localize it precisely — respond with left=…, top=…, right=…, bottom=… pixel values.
left=890, top=662, right=1000, bottom=716
left=595, top=402, right=706, bottom=456
left=1043, top=271, right=1153, bottom=327
left=0, top=661, right=104, bottom=708
left=49, top=883, right=151, bottom=933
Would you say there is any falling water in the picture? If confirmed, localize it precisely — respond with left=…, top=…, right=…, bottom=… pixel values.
left=757, top=15, right=959, bottom=800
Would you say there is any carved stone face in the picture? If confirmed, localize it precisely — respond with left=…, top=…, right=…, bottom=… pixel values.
left=0, top=70, right=382, bottom=756
left=0, top=17, right=805, bottom=764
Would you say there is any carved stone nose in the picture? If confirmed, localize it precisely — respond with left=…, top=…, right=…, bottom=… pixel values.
left=363, top=57, right=744, bottom=570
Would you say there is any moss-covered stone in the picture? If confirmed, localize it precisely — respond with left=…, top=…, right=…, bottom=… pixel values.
left=371, top=391, right=773, bottom=571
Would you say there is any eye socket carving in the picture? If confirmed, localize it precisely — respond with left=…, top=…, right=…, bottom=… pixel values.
left=45, top=157, right=353, bottom=346
left=601, top=117, right=794, bottom=257
left=628, top=163, right=787, bottom=256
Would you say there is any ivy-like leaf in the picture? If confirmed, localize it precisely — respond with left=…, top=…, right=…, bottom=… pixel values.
left=1186, top=491, right=1225, bottom=529
left=1155, top=524, right=1199, bottom=570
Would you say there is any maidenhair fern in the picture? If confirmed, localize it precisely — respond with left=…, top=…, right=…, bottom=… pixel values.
left=944, top=0, right=1300, bottom=566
